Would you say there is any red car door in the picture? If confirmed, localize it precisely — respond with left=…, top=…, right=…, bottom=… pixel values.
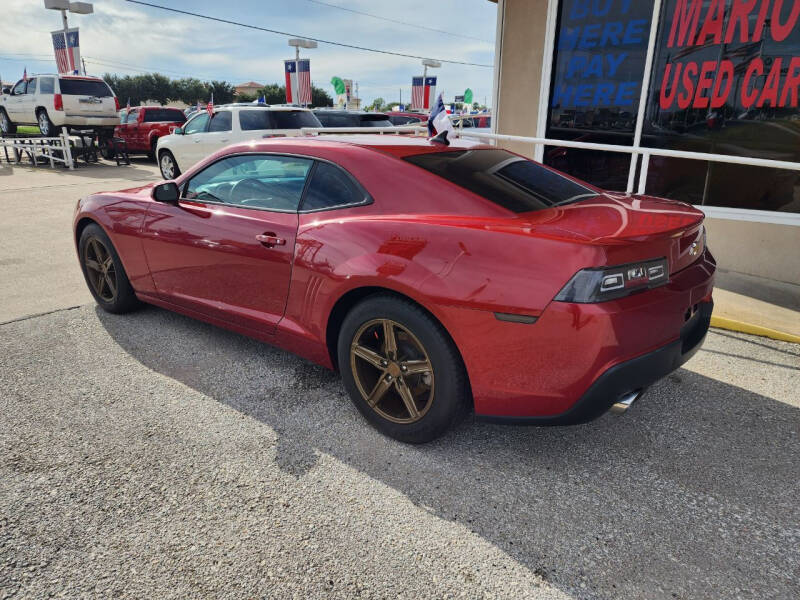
left=140, top=153, right=314, bottom=334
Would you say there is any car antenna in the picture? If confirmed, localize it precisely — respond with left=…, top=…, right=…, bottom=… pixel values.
left=430, top=130, right=450, bottom=146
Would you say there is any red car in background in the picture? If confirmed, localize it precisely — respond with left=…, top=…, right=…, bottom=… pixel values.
left=73, top=135, right=714, bottom=443
left=108, top=106, right=186, bottom=160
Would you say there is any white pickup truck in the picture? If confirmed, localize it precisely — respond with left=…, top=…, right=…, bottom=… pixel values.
left=0, top=74, right=119, bottom=138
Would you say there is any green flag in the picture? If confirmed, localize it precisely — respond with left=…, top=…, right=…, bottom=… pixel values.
left=464, top=88, right=473, bottom=105
left=331, top=77, right=346, bottom=95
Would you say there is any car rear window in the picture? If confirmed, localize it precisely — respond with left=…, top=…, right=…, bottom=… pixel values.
left=404, top=149, right=596, bottom=213
left=143, top=108, right=186, bottom=123
left=270, top=110, right=321, bottom=129
left=359, top=115, right=393, bottom=127
left=314, top=113, right=358, bottom=127
left=58, top=78, right=113, bottom=97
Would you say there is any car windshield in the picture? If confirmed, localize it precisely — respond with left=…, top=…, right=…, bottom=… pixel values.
left=143, top=109, right=186, bottom=123
left=58, top=78, right=113, bottom=97
left=404, top=149, right=597, bottom=213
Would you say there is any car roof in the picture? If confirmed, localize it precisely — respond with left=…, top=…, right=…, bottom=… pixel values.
left=312, top=109, right=389, bottom=116
left=225, top=134, right=488, bottom=159
left=215, top=105, right=312, bottom=112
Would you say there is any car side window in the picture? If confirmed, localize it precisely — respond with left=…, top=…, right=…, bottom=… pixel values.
left=12, top=80, right=26, bottom=95
left=208, top=111, right=232, bottom=132
left=25, top=78, right=37, bottom=94
left=183, top=113, right=209, bottom=134
left=301, top=161, right=367, bottom=211
left=39, top=77, right=55, bottom=94
left=126, top=109, right=139, bottom=124
left=185, top=154, right=313, bottom=212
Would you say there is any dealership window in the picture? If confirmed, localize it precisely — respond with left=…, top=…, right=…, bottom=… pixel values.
left=544, top=0, right=800, bottom=214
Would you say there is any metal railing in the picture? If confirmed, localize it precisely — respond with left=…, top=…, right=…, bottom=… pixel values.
left=454, top=130, right=800, bottom=227
left=0, top=130, right=75, bottom=169
left=300, top=126, right=428, bottom=136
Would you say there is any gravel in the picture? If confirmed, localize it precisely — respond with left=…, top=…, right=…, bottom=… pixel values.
left=1, top=303, right=799, bottom=599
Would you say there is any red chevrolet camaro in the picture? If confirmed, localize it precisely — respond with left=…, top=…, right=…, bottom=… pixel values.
left=73, top=135, right=715, bottom=443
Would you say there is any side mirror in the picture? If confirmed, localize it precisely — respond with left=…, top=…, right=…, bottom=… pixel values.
left=173, top=127, right=184, bottom=135
left=1, top=87, right=10, bottom=95
left=152, top=181, right=180, bottom=204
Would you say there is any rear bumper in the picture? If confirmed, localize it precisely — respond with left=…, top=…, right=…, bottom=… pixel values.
left=476, top=300, right=712, bottom=425
left=59, top=114, right=119, bottom=128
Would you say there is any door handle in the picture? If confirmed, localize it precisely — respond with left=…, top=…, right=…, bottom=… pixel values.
left=256, top=233, right=286, bottom=247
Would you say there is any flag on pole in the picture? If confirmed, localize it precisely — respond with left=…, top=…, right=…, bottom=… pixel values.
left=284, top=60, right=297, bottom=104
left=297, top=59, right=312, bottom=106
left=428, top=93, right=454, bottom=137
left=206, top=92, right=214, bottom=117
left=51, top=28, right=80, bottom=74
left=23, top=67, right=27, bottom=82
left=285, top=59, right=311, bottom=105
left=126, top=97, right=130, bottom=111
left=411, top=76, right=423, bottom=109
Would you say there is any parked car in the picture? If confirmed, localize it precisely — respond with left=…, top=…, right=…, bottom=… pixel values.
left=313, top=110, right=395, bottom=128
left=0, top=74, right=119, bottom=140
left=107, top=106, right=186, bottom=160
left=156, top=105, right=322, bottom=179
left=74, top=135, right=715, bottom=443
left=385, top=111, right=428, bottom=126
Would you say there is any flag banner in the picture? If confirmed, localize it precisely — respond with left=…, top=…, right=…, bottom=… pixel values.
left=285, top=59, right=312, bottom=105
left=423, top=76, right=437, bottom=110
left=411, top=76, right=424, bottom=109
left=52, top=28, right=80, bottom=74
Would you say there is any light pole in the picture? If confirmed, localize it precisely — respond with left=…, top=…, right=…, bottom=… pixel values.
left=421, top=58, right=441, bottom=82
left=288, top=38, right=317, bottom=107
left=44, top=1, right=93, bottom=75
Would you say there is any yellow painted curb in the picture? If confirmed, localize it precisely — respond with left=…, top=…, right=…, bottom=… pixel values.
left=710, top=315, right=800, bottom=344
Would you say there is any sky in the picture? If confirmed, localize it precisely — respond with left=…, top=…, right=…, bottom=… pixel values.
left=0, top=0, right=497, bottom=106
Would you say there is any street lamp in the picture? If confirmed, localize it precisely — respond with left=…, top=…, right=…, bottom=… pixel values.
left=288, top=39, right=317, bottom=107
left=44, top=1, right=93, bottom=74
left=421, top=58, right=441, bottom=81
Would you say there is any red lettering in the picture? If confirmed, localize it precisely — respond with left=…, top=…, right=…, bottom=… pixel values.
left=771, top=0, right=800, bottom=42
left=695, top=0, right=726, bottom=45
left=668, top=0, right=702, bottom=47
left=678, top=62, right=698, bottom=109
left=758, top=57, right=783, bottom=107
left=693, top=61, right=717, bottom=108
left=660, top=62, right=682, bottom=109
left=779, top=56, right=800, bottom=107
left=724, top=0, right=757, bottom=44
left=711, top=60, right=734, bottom=108
left=753, top=0, right=771, bottom=41
left=741, top=58, right=763, bottom=108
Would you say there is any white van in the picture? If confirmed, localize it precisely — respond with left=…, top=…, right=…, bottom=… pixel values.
left=0, top=74, right=119, bottom=138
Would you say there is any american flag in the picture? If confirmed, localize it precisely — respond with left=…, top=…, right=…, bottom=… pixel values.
left=411, top=76, right=424, bottom=109
left=206, top=92, right=214, bottom=117
left=284, top=59, right=312, bottom=105
left=52, top=28, right=80, bottom=74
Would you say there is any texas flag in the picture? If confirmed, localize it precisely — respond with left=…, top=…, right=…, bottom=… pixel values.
left=285, top=59, right=311, bottom=105
left=51, top=28, right=80, bottom=75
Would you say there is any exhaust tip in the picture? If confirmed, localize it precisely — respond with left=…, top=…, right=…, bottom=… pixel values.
left=610, top=389, right=644, bottom=415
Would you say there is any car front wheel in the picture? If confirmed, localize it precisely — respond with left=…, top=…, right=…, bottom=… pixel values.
left=0, top=109, right=16, bottom=134
left=36, top=109, right=60, bottom=137
left=159, top=150, right=179, bottom=179
left=337, top=295, right=469, bottom=443
left=78, top=223, right=140, bottom=314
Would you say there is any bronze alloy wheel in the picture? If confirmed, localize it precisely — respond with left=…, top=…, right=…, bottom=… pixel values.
left=83, top=236, right=117, bottom=303
left=349, top=318, right=435, bottom=424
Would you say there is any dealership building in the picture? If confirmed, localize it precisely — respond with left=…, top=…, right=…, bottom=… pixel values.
left=489, top=0, right=799, bottom=286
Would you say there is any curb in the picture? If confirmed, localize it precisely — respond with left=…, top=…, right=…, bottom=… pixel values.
left=710, top=315, right=800, bottom=344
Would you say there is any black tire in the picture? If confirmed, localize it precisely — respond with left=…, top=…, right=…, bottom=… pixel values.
left=0, top=109, right=16, bottom=135
left=159, top=150, right=180, bottom=179
left=100, top=138, right=116, bottom=160
left=78, top=223, right=140, bottom=314
left=147, top=138, right=158, bottom=161
left=36, top=109, right=61, bottom=136
left=337, top=294, right=469, bottom=443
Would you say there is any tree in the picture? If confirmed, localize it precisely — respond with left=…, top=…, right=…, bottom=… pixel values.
left=311, top=85, right=333, bottom=108
left=174, top=77, right=209, bottom=105
left=208, top=80, right=235, bottom=104
left=258, top=83, right=286, bottom=104
left=366, top=97, right=386, bottom=111
left=147, top=73, right=172, bottom=105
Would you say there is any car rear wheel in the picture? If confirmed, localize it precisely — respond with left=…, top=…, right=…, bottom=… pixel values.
left=78, top=223, right=140, bottom=314
left=0, top=109, right=16, bottom=134
left=159, top=150, right=179, bottom=179
left=36, top=109, right=60, bottom=137
left=337, top=295, right=469, bottom=443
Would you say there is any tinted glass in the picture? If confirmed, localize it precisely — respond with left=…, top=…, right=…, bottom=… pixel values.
left=58, top=79, right=113, bottom=97
left=185, top=154, right=312, bottom=211
left=239, top=110, right=271, bottom=131
left=302, top=162, right=366, bottom=211
left=208, top=111, right=232, bottom=132
left=126, top=109, right=140, bottom=124
left=143, top=108, right=186, bottom=123
left=39, top=77, right=55, bottom=94
left=11, top=80, right=25, bottom=95
left=405, top=149, right=595, bottom=213
left=360, top=115, right=394, bottom=127
left=183, top=113, right=209, bottom=134
left=389, top=115, right=421, bottom=125
left=25, top=78, right=37, bottom=94
left=314, top=112, right=357, bottom=127
left=271, top=110, right=321, bottom=129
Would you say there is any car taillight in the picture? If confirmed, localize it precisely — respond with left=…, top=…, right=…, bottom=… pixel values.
left=554, top=258, right=669, bottom=303
left=114, top=97, right=120, bottom=111
left=54, top=94, right=63, bottom=111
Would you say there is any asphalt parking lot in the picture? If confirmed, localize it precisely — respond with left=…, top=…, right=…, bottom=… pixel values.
left=1, top=161, right=799, bottom=599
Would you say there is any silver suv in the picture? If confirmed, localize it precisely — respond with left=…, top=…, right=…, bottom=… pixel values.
left=0, top=74, right=119, bottom=138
